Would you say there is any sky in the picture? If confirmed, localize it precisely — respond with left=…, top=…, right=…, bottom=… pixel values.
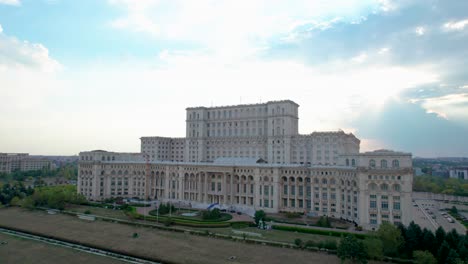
left=0, top=0, right=468, bottom=157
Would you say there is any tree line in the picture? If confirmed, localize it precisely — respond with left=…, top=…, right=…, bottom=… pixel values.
left=413, top=175, right=468, bottom=197
left=337, top=222, right=468, bottom=264
left=0, top=164, right=77, bottom=182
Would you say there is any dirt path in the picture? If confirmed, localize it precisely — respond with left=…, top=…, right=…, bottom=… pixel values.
left=0, top=207, right=342, bottom=264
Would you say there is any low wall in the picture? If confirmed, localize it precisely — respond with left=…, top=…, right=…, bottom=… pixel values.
left=412, top=192, right=468, bottom=203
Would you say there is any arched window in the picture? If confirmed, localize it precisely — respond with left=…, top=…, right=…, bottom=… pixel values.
left=322, top=178, right=327, bottom=184
left=381, top=184, right=388, bottom=191
left=369, top=183, right=377, bottom=191
left=393, top=184, right=401, bottom=191
left=346, top=159, right=350, bottom=166
left=351, top=159, right=356, bottom=166
left=392, top=159, right=399, bottom=168
left=381, top=160, right=388, bottom=168
left=369, top=159, right=376, bottom=168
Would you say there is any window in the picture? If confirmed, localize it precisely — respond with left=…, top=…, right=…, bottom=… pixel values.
left=381, top=184, right=388, bottom=191
left=369, top=159, right=376, bottom=168
left=392, top=159, right=399, bottom=168
left=291, top=186, right=296, bottom=195
left=370, top=201, right=377, bottom=208
left=381, top=201, right=389, bottom=210
left=381, top=160, right=388, bottom=168
left=283, top=185, right=287, bottom=195
left=393, top=202, right=401, bottom=210
left=351, top=159, right=356, bottom=166
left=370, top=219, right=377, bottom=224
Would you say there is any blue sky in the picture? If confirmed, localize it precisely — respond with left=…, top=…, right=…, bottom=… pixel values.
left=1, top=0, right=468, bottom=157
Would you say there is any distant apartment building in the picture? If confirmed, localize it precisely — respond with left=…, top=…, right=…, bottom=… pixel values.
left=0, top=153, right=52, bottom=173
left=449, top=167, right=468, bottom=180
left=78, top=100, right=414, bottom=230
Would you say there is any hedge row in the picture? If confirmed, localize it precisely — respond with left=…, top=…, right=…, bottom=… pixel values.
left=271, top=225, right=367, bottom=239
left=148, top=210, right=233, bottom=223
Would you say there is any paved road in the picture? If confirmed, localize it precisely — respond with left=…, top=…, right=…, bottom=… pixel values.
left=413, top=199, right=466, bottom=234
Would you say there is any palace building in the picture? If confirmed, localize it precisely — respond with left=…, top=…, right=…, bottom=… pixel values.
left=78, top=100, right=413, bottom=229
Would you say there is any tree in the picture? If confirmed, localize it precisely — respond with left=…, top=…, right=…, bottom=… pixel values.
left=10, top=196, right=21, bottom=206
left=435, top=227, right=446, bottom=249
left=437, top=241, right=451, bottom=264
left=445, top=229, right=461, bottom=250
left=450, top=206, right=458, bottom=215
left=317, top=216, right=332, bottom=227
left=363, top=237, right=383, bottom=260
left=254, top=210, right=266, bottom=225
left=337, top=235, right=368, bottom=264
left=406, top=221, right=423, bottom=256
left=446, top=249, right=460, bottom=264
left=413, top=250, right=437, bottom=264
left=376, top=221, right=404, bottom=257
left=421, top=228, right=437, bottom=255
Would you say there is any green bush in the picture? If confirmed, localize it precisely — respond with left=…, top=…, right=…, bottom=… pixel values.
left=294, top=238, right=303, bottom=247
left=272, top=225, right=367, bottom=239
left=84, top=210, right=91, bottom=214
left=202, top=208, right=221, bottom=220
left=285, top=212, right=302, bottom=218
left=163, top=217, right=173, bottom=226
left=231, top=222, right=250, bottom=229
left=305, top=240, right=317, bottom=248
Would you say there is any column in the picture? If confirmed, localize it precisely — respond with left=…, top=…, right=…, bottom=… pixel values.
left=223, top=172, right=228, bottom=205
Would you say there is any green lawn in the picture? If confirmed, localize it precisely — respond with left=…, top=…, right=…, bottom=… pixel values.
left=65, top=205, right=129, bottom=220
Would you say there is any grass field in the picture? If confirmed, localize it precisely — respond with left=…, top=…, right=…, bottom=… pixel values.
left=0, top=233, right=125, bottom=264
left=66, top=204, right=129, bottom=220
left=0, top=207, right=347, bottom=264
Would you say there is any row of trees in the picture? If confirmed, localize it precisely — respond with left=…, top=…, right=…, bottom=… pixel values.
left=337, top=222, right=468, bottom=264
left=18, top=185, right=86, bottom=210
left=0, top=182, right=34, bottom=205
left=0, top=164, right=77, bottom=182
left=413, top=175, right=468, bottom=196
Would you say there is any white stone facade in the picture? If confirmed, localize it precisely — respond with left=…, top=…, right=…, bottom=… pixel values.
left=449, top=167, right=468, bottom=180
left=141, top=100, right=360, bottom=165
left=78, top=100, right=413, bottom=229
left=0, top=153, right=51, bottom=173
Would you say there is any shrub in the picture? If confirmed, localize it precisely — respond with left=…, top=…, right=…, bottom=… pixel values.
left=285, top=212, right=302, bottom=219
left=163, top=217, right=173, bottom=227
left=294, top=238, right=303, bottom=247
left=202, top=208, right=221, bottom=220
left=254, top=210, right=266, bottom=225
left=272, top=225, right=367, bottom=239
left=231, top=222, right=250, bottom=229
left=305, top=240, right=317, bottom=248
left=317, top=216, right=332, bottom=228
left=84, top=210, right=91, bottom=214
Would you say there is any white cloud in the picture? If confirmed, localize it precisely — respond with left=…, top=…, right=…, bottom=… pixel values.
left=411, top=93, right=468, bottom=121
left=378, top=47, right=390, bottom=54
left=0, top=24, right=3, bottom=34
left=351, top=52, right=368, bottom=63
left=0, top=0, right=20, bottom=6
left=108, top=0, right=393, bottom=58
left=443, top=19, right=468, bottom=31
left=0, top=32, right=62, bottom=73
left=415, top=26, right=425, bottom=36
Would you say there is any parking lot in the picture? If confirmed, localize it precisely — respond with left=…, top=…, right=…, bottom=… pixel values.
left=412, top=199, right=466, bottom=234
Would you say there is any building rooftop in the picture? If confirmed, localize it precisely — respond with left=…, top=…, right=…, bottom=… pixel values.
left=186, top=99, right=299, bottom=110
